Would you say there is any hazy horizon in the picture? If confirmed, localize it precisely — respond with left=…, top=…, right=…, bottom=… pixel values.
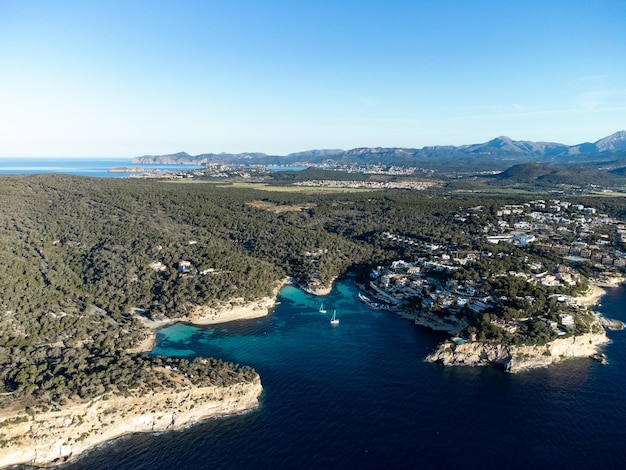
left=1, top=0, right=625, bottom=158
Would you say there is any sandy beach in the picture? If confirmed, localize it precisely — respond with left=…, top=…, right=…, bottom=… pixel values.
left=574, top=275, right=625, bottom=307
left=573, top=283, right=608, bottom=307
left=131, top=279, right=289, bottom=353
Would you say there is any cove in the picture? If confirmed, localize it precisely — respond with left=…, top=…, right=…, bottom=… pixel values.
left=60, top=278, right=626, bottom=469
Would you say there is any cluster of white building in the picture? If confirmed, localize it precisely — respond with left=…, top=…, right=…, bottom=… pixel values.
left=369, top=258, right=495, bottom=315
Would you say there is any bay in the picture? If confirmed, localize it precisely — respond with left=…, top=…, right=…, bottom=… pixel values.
left=0, top=158, right=199, bottom=178
left=55, top=277, right=626, bottom=470
left=0, top=158, right=307, bottom=177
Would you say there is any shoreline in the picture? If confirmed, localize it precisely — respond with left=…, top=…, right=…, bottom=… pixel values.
left=572, top=282, right=608, bottom=307
left=133, top=276, right=335, bottom=353
left=574, top=285, right=606, bottom=306
left=132, top=278, right=290, bottom=353
left=3, top=274, right=623, bottom=466
left=0, top=378, right=262, bottom=469
left=0, top=281, right=290, bottom=469
left=426, top=274, right=626, bottom=372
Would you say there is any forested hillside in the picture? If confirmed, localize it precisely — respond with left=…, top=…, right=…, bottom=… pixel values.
left=0, top=174, right=485, bottom=322
left=2, top=174, right=626, bottom=410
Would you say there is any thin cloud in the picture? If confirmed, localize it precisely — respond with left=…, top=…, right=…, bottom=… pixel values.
left=576, top=74, right=608, bottom=82
left=448, top=108, right=572, bottom=122
left=574, top=88, right=626, bottom=110
left=449, top=93, right=626, bottom=122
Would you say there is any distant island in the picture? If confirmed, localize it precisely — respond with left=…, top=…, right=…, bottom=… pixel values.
left=2, top=150, right=626, bottom=466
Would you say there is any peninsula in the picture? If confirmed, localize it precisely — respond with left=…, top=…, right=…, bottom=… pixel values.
left=356, top=199, right=626, bottom=371
left=0, top=295, right=273, bottom=468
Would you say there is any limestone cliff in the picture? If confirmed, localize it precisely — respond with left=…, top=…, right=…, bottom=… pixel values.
left=426, top=330, right=609, bottom=373
left=0, top=377, right=262, bottom=468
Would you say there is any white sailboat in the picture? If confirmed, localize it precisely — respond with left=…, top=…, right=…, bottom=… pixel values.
left=319, top=302, right=327, bottom=314
left=330, top=310, right=339, bottom=325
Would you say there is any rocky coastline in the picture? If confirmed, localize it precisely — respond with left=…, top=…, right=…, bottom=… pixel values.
left=2, top=273, right=623, bottom=467
left=425, top=322, right=610, bottom=372
left=298, top=276, right=334, bottom=297
left=424, top=277, right=625, bottom=372
left=352, top=272, right=624, bottom=372
left=0, top=377, right=262, bottom=468
left=0, top=286, right=284, bottom=469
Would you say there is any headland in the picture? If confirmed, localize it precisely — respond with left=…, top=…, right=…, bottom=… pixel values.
left=0, top=376, right=262, bottom=468
left=423, top=279, right=623, bottom=372
left=0, top=293, right=277, bottom=469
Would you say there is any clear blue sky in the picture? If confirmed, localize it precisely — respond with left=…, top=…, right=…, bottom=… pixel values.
left=1, top=0, right=625, bottom=157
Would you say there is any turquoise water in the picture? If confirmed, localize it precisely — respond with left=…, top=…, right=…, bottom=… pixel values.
left=54, top=277, right=626, bottom=469
left=152, top=283, right=407, bottom=371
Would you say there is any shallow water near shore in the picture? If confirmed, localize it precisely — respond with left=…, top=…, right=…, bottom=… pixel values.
left=49, top=278, right=626, bottom=469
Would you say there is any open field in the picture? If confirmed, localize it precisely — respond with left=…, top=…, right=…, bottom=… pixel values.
left=451, top=188, right=552, bottom=196
left=247, top=200, right=317, bottom=213
left=171, top=180, right=374, bottom=193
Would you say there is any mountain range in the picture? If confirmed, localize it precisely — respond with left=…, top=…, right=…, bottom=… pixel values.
left=133, top=131, right=626, bottom=173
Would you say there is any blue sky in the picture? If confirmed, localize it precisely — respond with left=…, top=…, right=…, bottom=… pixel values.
left=1, top=0, right=625, bottom=157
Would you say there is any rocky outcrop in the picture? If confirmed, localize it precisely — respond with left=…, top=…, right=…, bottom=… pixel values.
left=599, top=317, right=625, bottom=330
left=301, top=284, right=332, bottom=296
left=132, top=152, right=269, bottom=165
left=299, top=276, right=334, bottom=297
left=0, top=377, right=262, bottom=468
left=426, top=329, right=610, bottom=373
left=132, top=152, right=196, bottom=164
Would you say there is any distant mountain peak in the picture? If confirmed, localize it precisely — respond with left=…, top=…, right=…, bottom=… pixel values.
left=595, top=130, right=626, bottom=151
left=488, top=136, right=516, bottom=147
left=133, top=131, right=626, bottom=169
left=605, top=130, right=626, bottom=139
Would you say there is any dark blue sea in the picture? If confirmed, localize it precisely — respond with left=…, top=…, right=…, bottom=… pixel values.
left=48, top=277, right=626, bottom=470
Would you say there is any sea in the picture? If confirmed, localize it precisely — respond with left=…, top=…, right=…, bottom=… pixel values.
left=0, top=158, right=308, bottom=177
left=7, top=160, right=626, bottom=469
left=0, top=157, right=201, bottom=178
left=33, top=278, right=624, bottom=470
